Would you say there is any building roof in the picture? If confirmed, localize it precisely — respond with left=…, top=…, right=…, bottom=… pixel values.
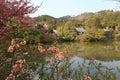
left=75, top=27, right=85, bottom=32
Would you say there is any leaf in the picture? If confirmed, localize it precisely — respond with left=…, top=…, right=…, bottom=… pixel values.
left=116, top=66, right=120, bottom=72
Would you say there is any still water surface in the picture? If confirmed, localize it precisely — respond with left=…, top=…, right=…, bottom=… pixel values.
left=56, top=41, right=120, bottom=79
left=34, top=42, right=120, bottom=80
left=57, top=41, right=120, bottom=61
left=71, top=56, right=120, bottom=80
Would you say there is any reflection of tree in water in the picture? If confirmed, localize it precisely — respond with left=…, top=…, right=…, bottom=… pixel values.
left=55, top=42, right=120, bottom=60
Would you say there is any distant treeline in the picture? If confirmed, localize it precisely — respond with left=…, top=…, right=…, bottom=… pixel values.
left=33, top=10, right=120, bottom=42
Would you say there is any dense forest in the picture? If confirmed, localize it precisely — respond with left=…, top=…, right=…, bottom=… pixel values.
left=33, top=10, right=120, bottom=42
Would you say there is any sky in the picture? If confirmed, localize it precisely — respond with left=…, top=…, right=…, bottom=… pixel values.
left=29, top=0, right=120, bottom=18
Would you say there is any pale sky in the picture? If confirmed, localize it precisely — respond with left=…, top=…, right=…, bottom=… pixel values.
left=29, top=0, right=119, bottom=18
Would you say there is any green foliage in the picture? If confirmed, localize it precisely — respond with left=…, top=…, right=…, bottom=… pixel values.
left=7, top=17, right=28, bottom=39
left=34, top=15, right=81, bottom=42
left=94, top=29, right=106, bottom=40
left=27, top=29, right=40, bottom=44
left=57, top=21, right=77, bottom=41
left=80, top=29, right=106, bottom=42
left=34, top=15, right=56, bottom=32
left=82, top=10, right=120, bottom=29
left=34, top=10, right=120, bottom=42
left=40, top=33, right=57, bottom=43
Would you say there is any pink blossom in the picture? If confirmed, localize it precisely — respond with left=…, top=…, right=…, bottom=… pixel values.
left=7, top=46, right=14, bottom=53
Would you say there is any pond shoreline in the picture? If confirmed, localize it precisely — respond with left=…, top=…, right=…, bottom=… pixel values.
left=44, top=41, right=120, bottom=61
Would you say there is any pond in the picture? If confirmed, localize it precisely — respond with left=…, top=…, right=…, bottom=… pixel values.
left=56, top=41, right=120, bottom=61
left=71, top=56, right=120, bottom=80
left=56, top=41, right=120, bottom=79
left=33, top=41, right=120, bottom=80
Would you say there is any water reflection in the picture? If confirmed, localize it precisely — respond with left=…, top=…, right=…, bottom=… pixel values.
left=56, top=41, right=120, bottom=61
left=33, top=56, right=120, bottom=80
left=32, top=42, right=120, bottom=79
left=57, top=42, right=120, bottom=79
left=71, top=56, right=120, bottom=80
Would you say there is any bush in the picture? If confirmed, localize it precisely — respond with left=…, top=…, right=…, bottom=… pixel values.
left=40, top=33, right=57, bottom=43
left=80, top=29, right=106, bottom=42
left=27, top=29, right=40, bottom=44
